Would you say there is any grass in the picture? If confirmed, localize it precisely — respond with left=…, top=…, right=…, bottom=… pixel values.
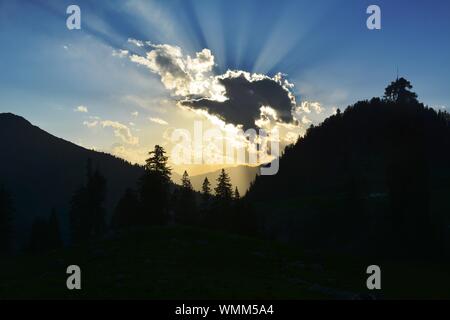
left=0, top=226, right=449, bottom=299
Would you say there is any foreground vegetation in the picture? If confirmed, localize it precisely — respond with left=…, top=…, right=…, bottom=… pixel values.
left=1, top=226, right=449, bottom=299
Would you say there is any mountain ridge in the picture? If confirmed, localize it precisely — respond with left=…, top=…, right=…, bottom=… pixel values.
left=0, top=112, right=144, bottom=248
left=247, top=94, right=450, bottom=256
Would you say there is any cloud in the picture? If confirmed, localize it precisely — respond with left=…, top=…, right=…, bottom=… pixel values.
left=100, top=120, right=139, bottom=145
left=112, top=49, right=129, bottom=58
left=83, top=120, right=98, bottom=128
left=84, top=119, right=138, bottom=145
left=292, top=101, right=325, bottom=127
left=128, top=38, right=144, bottom=47
left=111, top=144, right=149, bottom=165
left=294, top=101, right=323, bottom=115
left=128, top=40, right=225, bottom=99
left=74, top=105, right=88, bottom=113
left=301, top=115, right=312, bottom=125
left=181, top=70, right=297, bottom=129
left=131, top=111, right=139, bottom=117
left=128, top=41, right=300, bottom=130
left=149, top=117, right=169, bottom=125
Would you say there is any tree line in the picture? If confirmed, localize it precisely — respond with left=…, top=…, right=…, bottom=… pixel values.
left=111, top=145, right=257, bottom=236
left=0, top=184, right=64, bottom=255
left=0, top=144, right=258, bottom=254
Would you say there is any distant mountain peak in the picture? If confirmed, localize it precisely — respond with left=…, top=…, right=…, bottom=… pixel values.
left=0, top=112, right=32, bottom=126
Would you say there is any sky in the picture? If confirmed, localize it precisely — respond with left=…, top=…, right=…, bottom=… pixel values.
left=0, top=0, right=449, bottom=175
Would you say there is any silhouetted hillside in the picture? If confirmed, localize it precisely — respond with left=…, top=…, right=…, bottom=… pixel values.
left=0, top=113, right=143, bottom=248
left=247, top=79, right=450, bottom=258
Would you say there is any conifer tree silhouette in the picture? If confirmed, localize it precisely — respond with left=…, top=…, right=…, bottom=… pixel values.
left=210, top=169, right=234, bottom=229
left=144, top=145, right=171, bottom=182
left=233, top=187, right=241, bottom=200
left=198, top=177, right=212, bottom=226
left=69, top=159, right=107, bottom=243
left=384, top=77, right=418, bottom=103
left=175, top=171, right=197, bottom=225
left=181, top=171, right=193, bottom=190
left=214, top=169, right=233, bottom=200
left=139, top=145, right=172, bottom=225
left=201, top=177, right=212, bottom=202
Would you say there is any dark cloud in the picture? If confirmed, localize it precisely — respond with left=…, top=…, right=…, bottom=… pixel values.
left=181, top=72, right=295, bottom=129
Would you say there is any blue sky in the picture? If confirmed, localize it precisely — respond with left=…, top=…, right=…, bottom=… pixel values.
left=1, top=0, right=449, bottom=169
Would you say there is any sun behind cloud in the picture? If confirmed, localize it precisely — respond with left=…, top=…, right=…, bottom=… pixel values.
left=109, top=40, right=329, bottom=173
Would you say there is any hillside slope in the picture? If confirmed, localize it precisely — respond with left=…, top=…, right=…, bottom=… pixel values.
left=0, top=113, right=143, bottom=247
left=248, top=94, right=450, bottom=256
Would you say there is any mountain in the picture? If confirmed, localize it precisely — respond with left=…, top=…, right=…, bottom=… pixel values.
left=0, top=113, right=143, bottom=248
left=247, top=85, right=450, bottom=257
left=172, top=165, right=259, bottom=195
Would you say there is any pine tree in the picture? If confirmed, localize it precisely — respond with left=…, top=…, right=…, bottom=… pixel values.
left=182, top=171, right=193, bottom=190
left=144, top=145, right=171, bottom=183
left=201, top=177, right=212, bottom=206
left=384, top=77, right=418, bottom=103
left=175, top=171, right=197, bottom=225
left=210, top=169, right=234, bottom=230
left=69, top=159, right=107, bottom=244
left=139, top=145, right=172, bottom=225
left=202, top=177, right=211, bottom=198
left=199, top=177, right=212, bottom=226
left=233, top=187, right=241, bottom=200
left=0, top=185, right=14, bottom=255
left=214, top=169, right=233, bottom=200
